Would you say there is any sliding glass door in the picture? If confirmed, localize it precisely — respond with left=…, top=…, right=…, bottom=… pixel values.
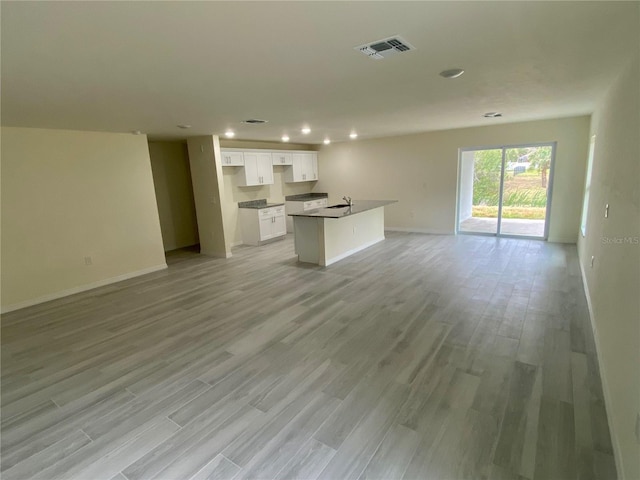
left=457, top=143, right=555, bottom=239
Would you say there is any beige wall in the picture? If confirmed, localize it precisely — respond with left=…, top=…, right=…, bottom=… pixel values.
left=578, top=53, right=639, bottom=480
left=148, top=141, right=199, bottom=251
left=1, top=127, right=166, bottom=311
left=315, top=116, right=590, bottom=243
left=186, top=136, right=230, bottom=257
left=220, top=140, right=318, bottom=246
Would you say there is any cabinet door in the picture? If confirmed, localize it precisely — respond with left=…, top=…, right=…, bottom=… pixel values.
left=290, top=153, right=307, bottom=182
left=272, top=152, right=293, bottom=165
left=259, top=215, right=273, bottom=240
left=257, top=153, right=274, bottom=185
left=239, top=153, right=259, bottom=186
left=310, top=153, right=318, bottom=180
left=221, top=151, right=244, bottom=166
left=273, top=214, right=286, bottom=237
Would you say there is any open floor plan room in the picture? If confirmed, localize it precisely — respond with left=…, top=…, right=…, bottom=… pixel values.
left=1, top=233, right=614, bottom=480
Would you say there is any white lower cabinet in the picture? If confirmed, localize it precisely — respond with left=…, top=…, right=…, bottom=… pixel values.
left=285, top=197, right=328, bottom=233
left=239, top=206, right=286, bottom=245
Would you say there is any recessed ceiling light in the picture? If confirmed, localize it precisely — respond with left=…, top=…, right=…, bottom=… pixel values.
left=483, top=112, right=503, bottom=118
left=225, top=130, right=235, bottom=138
left=177, top=124, right=191, bottom=129
left=323, top=138, right=331, bottom=145
left=439, top=68, right=465, bottom=79
left=242, top=119, right=268, bottom=124
left=349, top=132, right=358, bottom=139
left=301, top=127, right=311, bottom=135
left=282, top=135, right=290, bottom=142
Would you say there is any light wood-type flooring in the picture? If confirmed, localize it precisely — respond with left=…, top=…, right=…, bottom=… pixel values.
left=1, top=232, right=616, bottom=480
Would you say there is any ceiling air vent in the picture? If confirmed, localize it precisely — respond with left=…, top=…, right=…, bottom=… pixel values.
left=355, top=35, right=415, bottom=60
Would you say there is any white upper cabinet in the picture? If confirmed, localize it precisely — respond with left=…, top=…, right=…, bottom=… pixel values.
left=236, top=152, right=274, bottom=186
left=222, top=148, right=317, bottom=184
left=220, top=151, right=244, bottom=166
left=284, top=152, right=318, bottom=183
left=272, top=152, right=293, bottom=165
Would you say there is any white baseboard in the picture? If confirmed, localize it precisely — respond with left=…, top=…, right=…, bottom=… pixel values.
left=324, top=237, right=385, bottom=266
left=578, top=260, right=623, bottom=478
left=1, top=263, right=168, bottom=314
left=385, top=227, right=452, bottom=235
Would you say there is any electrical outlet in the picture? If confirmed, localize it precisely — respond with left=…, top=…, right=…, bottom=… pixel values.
left=84, top=256, right=93, bottom=266
left=590, top=256, right=595, bottom=268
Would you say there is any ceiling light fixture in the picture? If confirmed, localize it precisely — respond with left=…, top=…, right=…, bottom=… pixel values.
left=177, top=124, right=191, bottom=129
left=281, top=135, right=290, bottom=142
left=225, top=130, right=235, bottom=138
left=242, top=119, right=268, bottom=124
left=439, top=68, right=465, bottom=79
left=301, top=127, right=311, bottom=135
left=131, top=130, right=142, bottom=135
left=483, top=112, right=503, bottom=118
left=349, top=132, right=358, bottom=139
left=323, top=138, right=331, bottom=145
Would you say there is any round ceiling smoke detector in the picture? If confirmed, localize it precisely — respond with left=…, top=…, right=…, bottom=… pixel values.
left=177, top=124, right=191, bottom=129
left=439, top=68, right=465, bottom=79
left=242, top=119, right=268, bottom=124
left=483, top=112, right=503, bottom=118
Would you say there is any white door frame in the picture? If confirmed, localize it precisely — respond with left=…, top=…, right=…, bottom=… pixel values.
left=455, top=142, right=557, bottom=240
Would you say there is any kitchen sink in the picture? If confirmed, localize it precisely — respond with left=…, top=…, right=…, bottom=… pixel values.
left=327, top=204, right=352, bottom=209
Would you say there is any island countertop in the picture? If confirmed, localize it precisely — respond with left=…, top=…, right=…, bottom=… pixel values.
left=288, top=200, right=396, bottom=218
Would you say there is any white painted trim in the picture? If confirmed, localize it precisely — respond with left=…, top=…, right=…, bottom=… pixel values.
left=324, top=237, right=385, bottom=266
left=578, top=260, right=623, bottom=478
left=1, top=263, right=168, bottom=314
left=385, top=227, right=452, bottom=235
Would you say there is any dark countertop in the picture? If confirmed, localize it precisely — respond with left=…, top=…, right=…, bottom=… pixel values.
left=288, top=200, right=397, bottom=218
left=238, top=199, right=285, bottom=209
left=284, top=192, right=328, bottom=201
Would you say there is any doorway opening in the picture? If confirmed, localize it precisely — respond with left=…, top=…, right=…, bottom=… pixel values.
left=457, top=143, right=555, bottom=239
left=148, top=141, right=201, bottom=259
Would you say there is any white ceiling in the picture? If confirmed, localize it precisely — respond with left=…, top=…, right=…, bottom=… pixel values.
left=2, top=1, right=638, bottom=144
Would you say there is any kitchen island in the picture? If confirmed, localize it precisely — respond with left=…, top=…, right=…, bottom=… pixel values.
left=289, top=200, right=396, bottom=266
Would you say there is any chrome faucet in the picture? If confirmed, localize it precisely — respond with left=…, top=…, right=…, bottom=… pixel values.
left=343, top=196, right=352, bottom=206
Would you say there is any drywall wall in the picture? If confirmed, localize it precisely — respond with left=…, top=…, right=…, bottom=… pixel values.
left=1, top=127, right=166, bottom=311
left=186, top=136, right=230, bottom=257
left=315, top=116, right=590, bottom=243
left=148, top=141, right=199, bottom=251
left=220, top=140, right=318, bottom=246
left=578, top=53, right=639, bottom=480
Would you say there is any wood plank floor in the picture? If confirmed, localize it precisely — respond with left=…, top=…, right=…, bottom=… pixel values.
left=1, top=232, right=616, bottom=480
